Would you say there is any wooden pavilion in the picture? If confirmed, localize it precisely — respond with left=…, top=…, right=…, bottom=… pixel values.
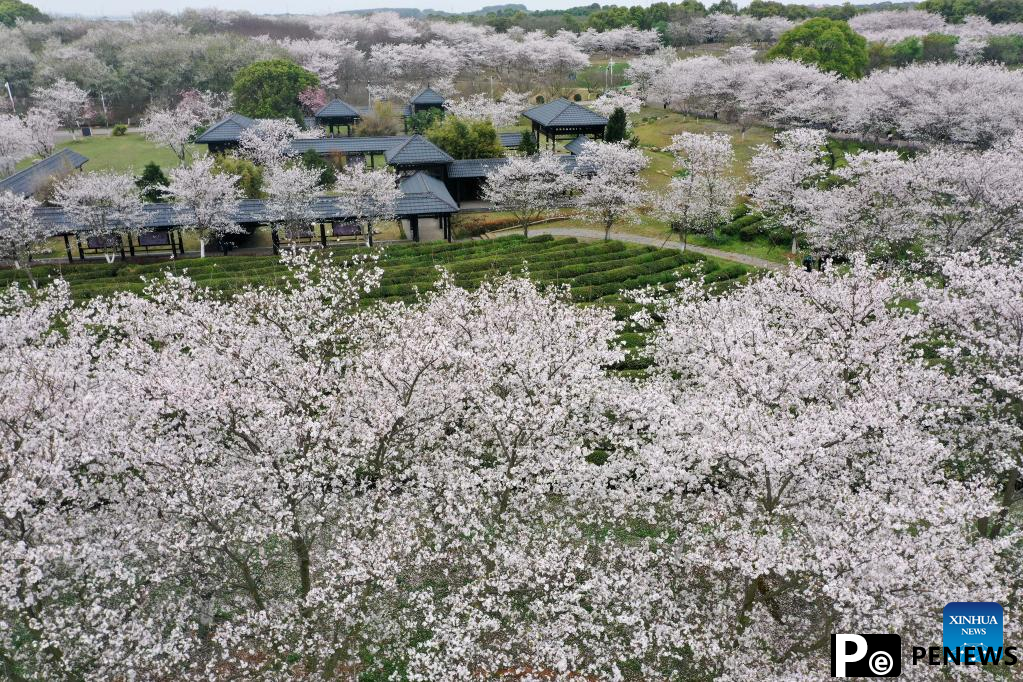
left=522, top=98, right=608, bottom=150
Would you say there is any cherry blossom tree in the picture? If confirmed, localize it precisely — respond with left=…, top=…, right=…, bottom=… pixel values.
left=52, top=170, right=144, bottom=263
left=655, top=132, right=740, bottom=251
left=165, top=154, right=243, bottom=258
left=238, top=118, right=306, bottom=168
left=482, top=152, right=577, bottom=237
left=175, top=89, right=231, bottom=127
left=0, top=114, right=29, bottom=178
left=298, top=85, right=328, bottom=115
left=264, top=163, right=323, bottom=242
left=31, top=78, right=91, bottom=140
left=574, top=26, right=661, bottom=55
left=802, top=150, right=919, bottom=258
left=748, top=128, right=829, bottom=253
left=0, top=191, right=49, bottom=286
left=0, top=246, right=1021, bottom=679
left=334, top=164, right=401, bottom=247
left=841, top=62, right=1023, bottom=147
left=625, top=47, right=677, bottom=101
left=574, top=140, right=649, bottom=241
left=908, top=133, right=1023, bottom=254
left=848, top=9, right=947, bottom=44
left=443, top=91, right=528, bottom=128
left=589, top=90, right=643, bottom=119
left=803, top=134, right=1023, bottom=258
left=624, top=258, right=1013, bottom=679
left=23, top=107, right=59, bottom=159
left=917, top=251, right=1023, bottom=543
left=140, top=107, right=197, bottom=164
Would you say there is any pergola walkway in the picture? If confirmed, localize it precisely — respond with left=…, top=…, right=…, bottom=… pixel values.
left=492, top=226, right=785, bottom=271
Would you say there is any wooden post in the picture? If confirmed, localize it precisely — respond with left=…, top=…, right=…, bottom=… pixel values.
left=271, top=226, right=280, bottom=255
left=320, top=223, right=327, bottom=247
left=128, top=235, right=135, bottom=258
left=119, top=236, right=126, bottom=261
left=62, top=234, right=73, bottom=263
left=410, top=216, right=419, bottom=242
left=76, top=237, right=84, bottom=261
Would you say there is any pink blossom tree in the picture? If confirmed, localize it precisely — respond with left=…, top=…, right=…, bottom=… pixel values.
left=334, top=164, right=401, bottom=247
left=31, top=78, right=91, bottom=140
left=238, top=118, right=306, bottom=168
left=140, top=107, right=197, bottom=164
left=0, top=114, right=29, bottom=178
left=482, top=152, right=577, bottom=237
left=748, top=128, right=829, bottom=254
left=52, top=170, right=144, bottom=263
left=165, top=154, right=243, bottom=258
left=655, top=132, right=740, bottom=251
left=626, top=259, right=1013, bottom=678
left=917, top=252, right=1023, bottom=542
left=574, top=140, right=649, bottom=241
left=0, top=191, right=49, bottom=286
left=23, top=107, right=59, bottom=159
left=264, top=163, right=323, bottom=242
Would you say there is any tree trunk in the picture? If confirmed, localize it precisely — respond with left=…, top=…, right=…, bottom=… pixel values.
left=680, top=228, right=688, bottom=253
left=791, top=233, right=799, bottom=255
left=104, top=250, right=115, bottom=264
left=523, top=222, right=529, bottom=239
left=15, top=260, right=37, bottom=289
left=604, top=221, right=612, bottom=241
left=199, top=240, right=206, bottom=259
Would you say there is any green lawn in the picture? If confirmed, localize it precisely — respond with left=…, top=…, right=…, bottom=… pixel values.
left=17, top=134, right=200, bottom=174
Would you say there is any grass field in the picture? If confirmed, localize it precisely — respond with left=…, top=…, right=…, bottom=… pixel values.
left=16, top=133, right=199, bottom=174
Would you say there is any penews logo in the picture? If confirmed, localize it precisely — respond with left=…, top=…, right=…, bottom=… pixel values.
left=831, top=634, right=902, bottom=677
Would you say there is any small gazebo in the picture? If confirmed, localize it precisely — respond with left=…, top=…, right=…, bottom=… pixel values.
left=314, top=99, right=361, bottom=137
left=194, top=113, right=257, bottom=153
left=384, top=134, right=454, bottom=179
left=523, top=98, right=608, bottom=150
left=407, top=87, right=446, bottom=115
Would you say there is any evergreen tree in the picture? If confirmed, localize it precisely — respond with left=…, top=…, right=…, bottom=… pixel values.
left=136, top=162, right=169, bottom=203
left=518, top=130, right=539, bottom=155
left=605, top=107, right=628, bottom=143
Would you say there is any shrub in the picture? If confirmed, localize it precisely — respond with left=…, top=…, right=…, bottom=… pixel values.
left=573, top=93, right=582, bottom=101
left=535, top=95, right=545, bottom=104
left=426, top=116, right=504, bottom=160
left=112, top=123, right=128, bottom=136
left=213, top=155, right=263, bottom=199
left=356, top=102, right=400, bottom=137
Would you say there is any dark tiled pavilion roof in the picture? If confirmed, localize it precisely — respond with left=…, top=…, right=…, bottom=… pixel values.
left=314, top=99, right=361, bottom=119
left=564, top=134, right=591, bottom=155
left=523, top=98, right=608, bottom=127
left=397, top=171, right=458, bottom=214
left=383, top=134, right=454, bottom=166
left=0, top=149, right=88, bottom=198
left=195, top=113, right=256, bottom=144
left=34, top=171, right=458, bottom=234
left=410, top=87, right=446, bottom=105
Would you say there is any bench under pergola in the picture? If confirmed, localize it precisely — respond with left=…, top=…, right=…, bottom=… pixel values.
left=33, top=170, right=464, bottom=262
left=523, top=98, right=608, bottom=151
